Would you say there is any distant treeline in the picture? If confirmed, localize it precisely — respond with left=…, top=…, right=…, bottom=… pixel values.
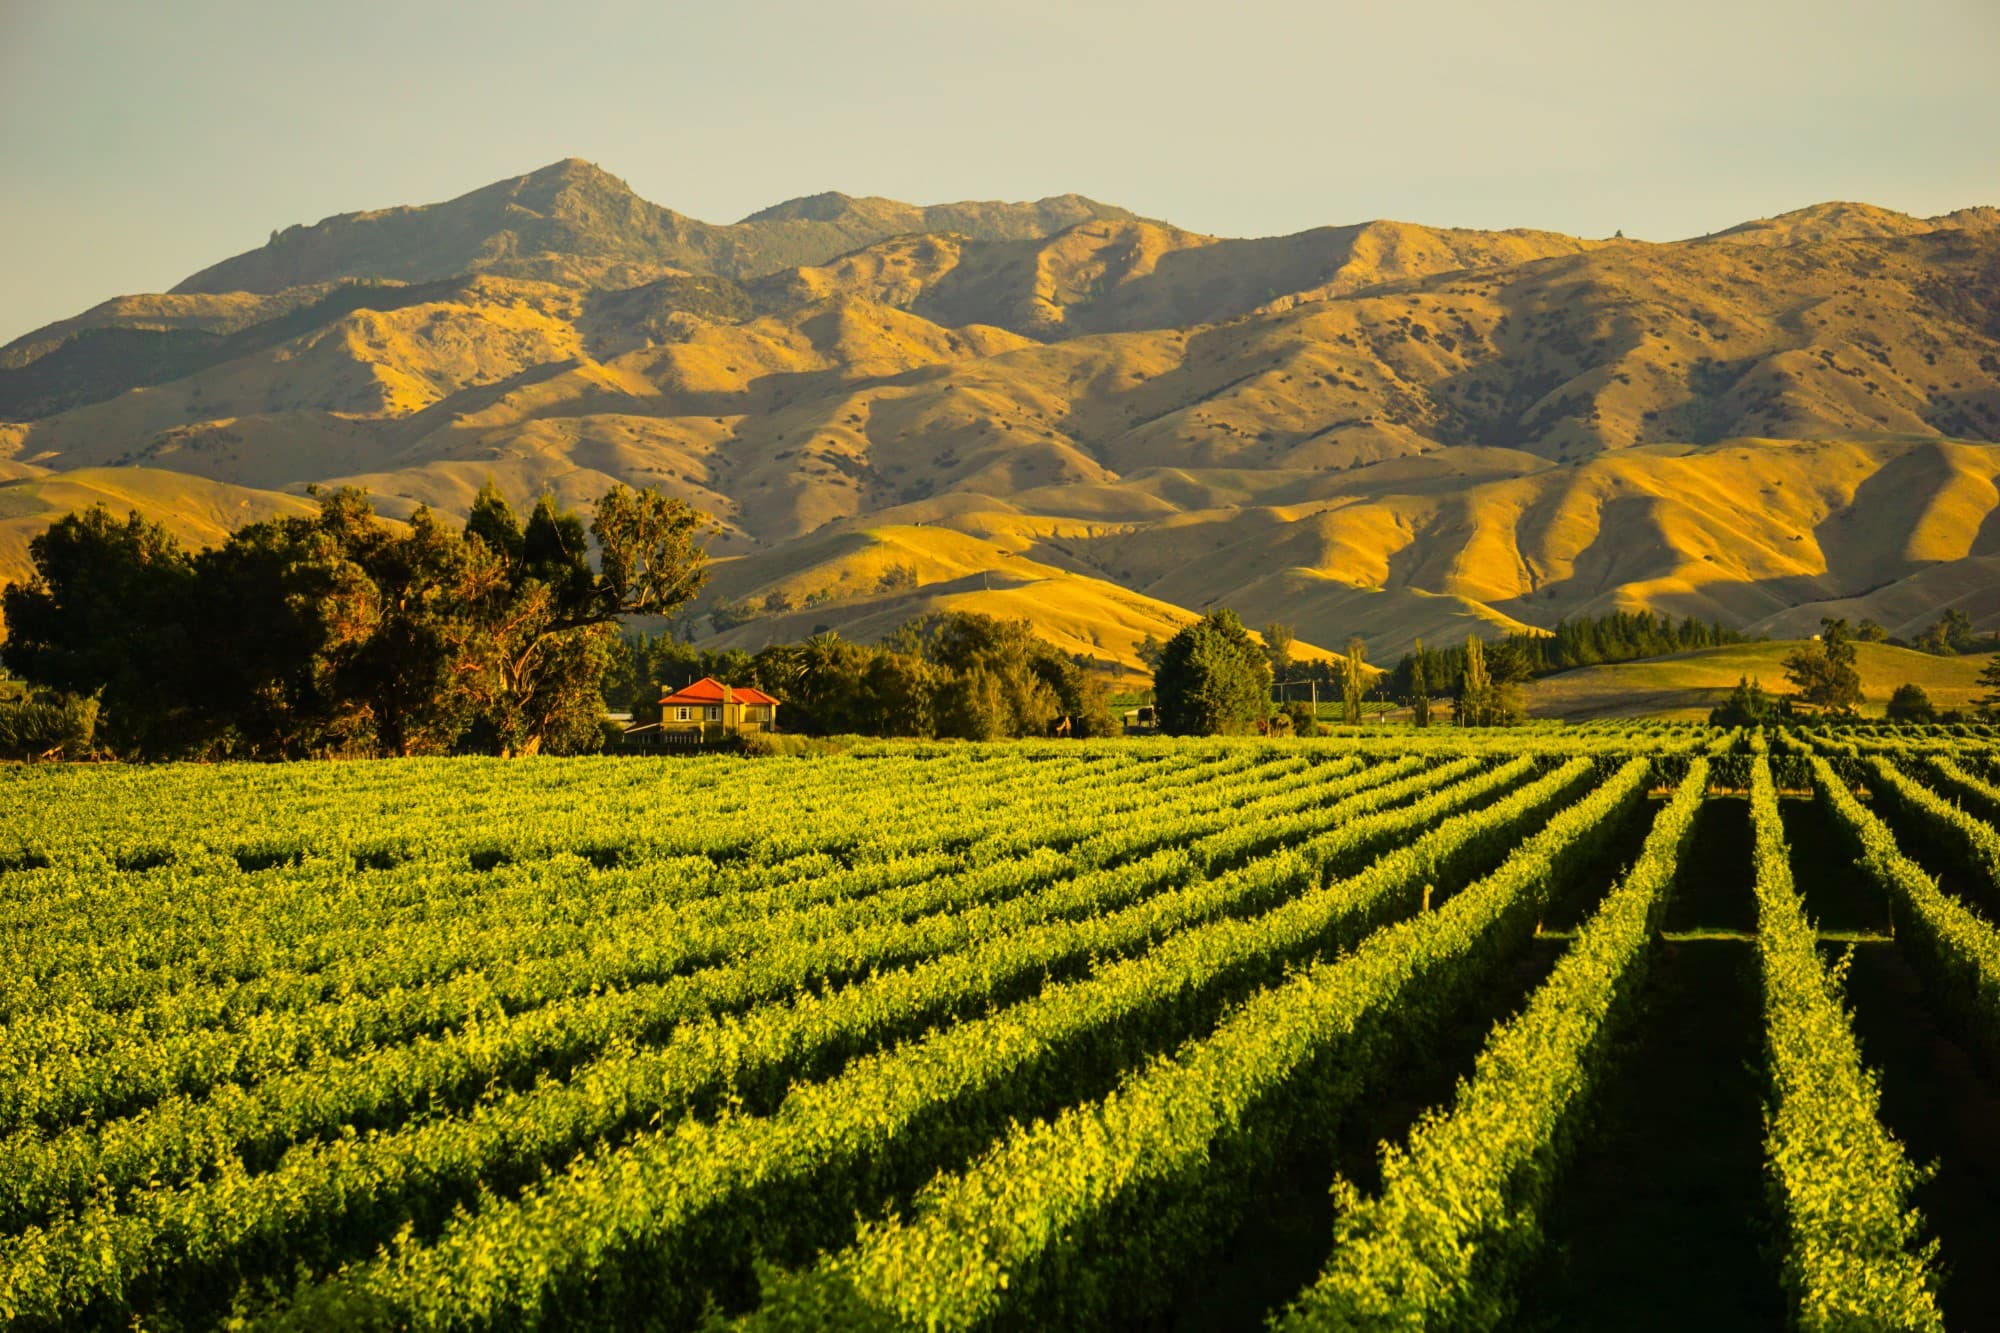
left=1865, top=608, right=2000, bottom=657
left=1381, top=611, right=1750, bottom=697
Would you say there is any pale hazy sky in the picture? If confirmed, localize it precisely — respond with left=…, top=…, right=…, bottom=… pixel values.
left=3, top=0, right=1997, bottom=343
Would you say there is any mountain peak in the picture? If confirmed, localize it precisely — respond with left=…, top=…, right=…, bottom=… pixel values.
left=169, top=158, right=682, bottom=295
left=510, top=157, right=642, bottom=204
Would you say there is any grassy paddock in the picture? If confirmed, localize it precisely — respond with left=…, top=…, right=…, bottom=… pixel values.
left=1524, top=642, right=1997, bottom=721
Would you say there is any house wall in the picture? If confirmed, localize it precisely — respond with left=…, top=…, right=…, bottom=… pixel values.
left=650, top=699, right=780, bottom=743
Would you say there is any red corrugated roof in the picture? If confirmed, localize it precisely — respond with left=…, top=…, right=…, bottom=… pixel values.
left=659, top=676, right=779, bottom=706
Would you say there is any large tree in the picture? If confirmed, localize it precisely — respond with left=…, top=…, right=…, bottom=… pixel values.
left=1262, top=621, right=1295, bottom=683
left=193, top=488, right=494, bottom=757
left=1455, top=635, right=1493, bottom=727
left=1884, top=682, right=1936, bottom=723
left=1709, top=675, right=1778, bottom=728
left=457, top=484, right=714, bottom=754
left=1783, top=617, right=1864, bottom=715
left=752, top=632, right=873, bottom=736
left=856, top=651, right=945, bottom=738
left=1913, top=609, right=1976, bottom=656
left=1341, top=636, right=1367, bottom=726
left=883, top=610, right=1114, bottom=739
left=1484, top=639, right=1529, bottom=725
left=1153, top=609, right=1272, bottom=736
left=2, top=481, right=712, bottom=758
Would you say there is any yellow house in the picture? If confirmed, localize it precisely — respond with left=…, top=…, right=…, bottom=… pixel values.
left=632, top=676, right=781, bottom=747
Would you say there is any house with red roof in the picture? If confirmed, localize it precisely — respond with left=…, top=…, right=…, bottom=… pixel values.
left=626, top=676, right=781, bottom=747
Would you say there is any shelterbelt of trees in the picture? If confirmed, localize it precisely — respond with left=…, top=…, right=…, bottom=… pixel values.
left=0, top=483, right=711, bottom=759
left=0, top=484, right=1124, bottom=757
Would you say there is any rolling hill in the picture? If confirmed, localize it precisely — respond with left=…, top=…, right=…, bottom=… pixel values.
left=3, top=159, right=1998, bottom=676
left=1523, top=641, right=1998, bottom=720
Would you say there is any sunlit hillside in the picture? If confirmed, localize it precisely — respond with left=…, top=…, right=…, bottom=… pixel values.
left=2, top=160, right=1997, bottom=668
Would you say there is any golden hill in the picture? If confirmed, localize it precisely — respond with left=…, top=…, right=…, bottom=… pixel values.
left=2, top=161, right=1998, bottom=671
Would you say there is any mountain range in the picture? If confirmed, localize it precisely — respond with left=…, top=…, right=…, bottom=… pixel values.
left=4, top=158, right=1998, bottom=675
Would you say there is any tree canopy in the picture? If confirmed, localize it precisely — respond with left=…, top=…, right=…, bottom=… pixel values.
left=1383, top=610, right=1747, bottom=701
left=1884, top=682, right=1936, bottom=723
left=1709, top=675, right=1779, bottom=727
left=0, top=506, right=200, bottom=754
left=0, top=483, right=713, bottom=758
left=1153, top=609, right=1272, bottom=736
left=1340, top=637, right=1367, bottom=725
left=1452, top=633, right=1525, bottom=727
left=1978, top=656, right=2000, bottom=720
left=1782, top=618, right=1864, bottom=715
left=1408, top=637, right=1432, bottom=728
left=1912, top=609, right=1977, bottom=656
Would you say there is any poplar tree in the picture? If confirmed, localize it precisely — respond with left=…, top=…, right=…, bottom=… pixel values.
left=1410, top=638, right=1431, bottom=727
left=1457, top=634, right=1492, bottom=727
left=1342, top=636, right=1367, bottom=725
left=1262, top=621, right=1295, bottom=682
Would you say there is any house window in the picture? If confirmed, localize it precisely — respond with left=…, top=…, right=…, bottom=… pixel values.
left=705, top=706, right=722, bottom=721
left=675, top=707, right=691, bottom=721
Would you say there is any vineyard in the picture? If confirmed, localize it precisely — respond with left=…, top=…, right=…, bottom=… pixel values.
left=5, top=725, right=2000, bottom=1330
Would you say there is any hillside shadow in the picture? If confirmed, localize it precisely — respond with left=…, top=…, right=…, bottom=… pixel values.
left=386, top=357, right=600, bottom=445
left=1809, top=443, right=1951, bottom=588
left=656, top=362, right=956, bottom=422
left=1476, top=492, right=1678, bottom=618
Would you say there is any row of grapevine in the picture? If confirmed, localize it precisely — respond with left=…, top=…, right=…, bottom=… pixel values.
left=1272, top=758, right=1710, bottom=1329
left=722, top=758, right=1653, bottom=1332
left=1923, top=753, right=2000, bottom=834
left=1751, top=758, right=1943, bottom=1332
left=1813, top=756, right=2000, bottom=1051
left=1863, top=757, right=2000, bottom=904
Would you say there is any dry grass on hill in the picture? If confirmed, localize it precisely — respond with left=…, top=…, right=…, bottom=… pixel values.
left=3, top=164, right=1998, bottom=669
